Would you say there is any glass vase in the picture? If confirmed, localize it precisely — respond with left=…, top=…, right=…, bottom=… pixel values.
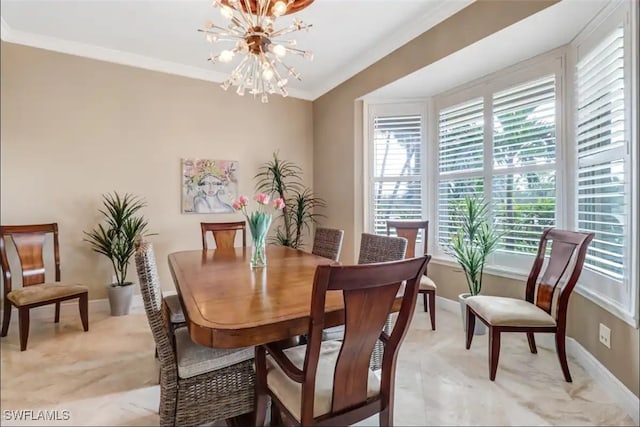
left=251, top=236, right=267, bottom=268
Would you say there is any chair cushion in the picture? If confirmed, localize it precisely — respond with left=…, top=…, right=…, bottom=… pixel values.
left=321, top=326, right=344, bottom=341
left=174, top=327, right=254, bottom=379
left=164, top=294, right=185, bottom=324
left=7, top=283, right=87, bottom=306
left=419, top=276, right=437, bottom=291
left=465, top=296, right=556, bottom=327
left=266, top=340, right=380, bottom=421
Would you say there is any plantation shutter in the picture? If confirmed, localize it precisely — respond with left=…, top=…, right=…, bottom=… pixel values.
left=372, top=113, right=423, bottom=236
left=492, top=76, right=557, bottom=254
left=576, top=26, right=627, bottom=281
left=437, top=98, right=484, bottom=246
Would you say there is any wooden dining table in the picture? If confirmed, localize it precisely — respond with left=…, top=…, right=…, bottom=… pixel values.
left=168, top=245, right=353, bottom=349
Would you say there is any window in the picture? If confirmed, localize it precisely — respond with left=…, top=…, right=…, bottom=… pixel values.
left=369, top=105, right=424, bottom=236
left=435, top=71, right=559, bottom=265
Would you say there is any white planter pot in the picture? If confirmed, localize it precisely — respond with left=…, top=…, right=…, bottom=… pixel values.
left=108, top=283, right=134, bottom=316
left=458, top=293, right=487, bottom=336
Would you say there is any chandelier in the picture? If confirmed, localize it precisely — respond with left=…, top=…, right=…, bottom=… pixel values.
left=199, top=0, right=314, bottom=103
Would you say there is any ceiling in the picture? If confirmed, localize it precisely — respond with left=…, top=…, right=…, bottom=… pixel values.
left=366, top=0, right=609, bottom=100
left=0, top=0, right=472, bottom=100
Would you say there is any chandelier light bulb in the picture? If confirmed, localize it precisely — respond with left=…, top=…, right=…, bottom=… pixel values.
left=272, top=1, right=287, bottom=17
left=206, top=33, right=218, bottom=43
left=219, top=49, right=235, bottom=63
left=277, top=78, right=288, bottom=87
left=303, top=51, right=314, bottom=61
left=272, top=44, right=287, bottom=58
left=204, top=20, right=214, bottom=29
left=261, top=94, right=269, bottom=104
left=220, top=5, right=234, bottom=19
left=262, top=68, right=274, bottom=81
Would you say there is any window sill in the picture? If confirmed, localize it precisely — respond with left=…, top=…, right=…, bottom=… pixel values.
left=429, top=256, right=530, bottom=282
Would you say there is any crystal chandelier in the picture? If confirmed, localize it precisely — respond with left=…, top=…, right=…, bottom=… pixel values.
left=199, top=0, right=314, bottom=103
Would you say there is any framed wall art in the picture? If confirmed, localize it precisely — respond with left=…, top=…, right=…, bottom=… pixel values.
left=181, top=159, right=239, bottom=214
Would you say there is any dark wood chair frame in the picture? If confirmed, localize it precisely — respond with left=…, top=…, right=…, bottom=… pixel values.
left=386, top=220, right=435, bottom=330
left=466, top=228, right=594, bottom=382
left=0, top=223, right=88, bottom=351
left=201, top=221, right=247, bottom=250
left=255, top=255, right=431, bottom=427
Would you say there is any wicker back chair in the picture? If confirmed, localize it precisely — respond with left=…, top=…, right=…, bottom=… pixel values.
left=135, top=241, right=255, bottom=427
left=311, top=227, right=344, bottom=262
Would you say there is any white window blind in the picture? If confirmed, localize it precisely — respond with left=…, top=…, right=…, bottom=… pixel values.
left=492, top=76, right=557, bottom=254
left=576, top=26, right=628, bottom=281
left=371, top=113, right=423, bottom=236
left=438, top=99, right=484, bottom=174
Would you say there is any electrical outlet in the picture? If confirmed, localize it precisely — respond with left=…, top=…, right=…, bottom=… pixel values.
left=599, top=323, right=611, bottom=348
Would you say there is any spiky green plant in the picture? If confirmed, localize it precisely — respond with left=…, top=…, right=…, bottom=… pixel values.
left=84, top=192, right=154, bottom=286
left=255, top=153, right=325, bottom=249
left=447, top=196, right=502, bottom=296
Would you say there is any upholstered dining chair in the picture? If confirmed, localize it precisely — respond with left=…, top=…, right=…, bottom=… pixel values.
left=386, top=220, right=437, bottom=330
left=465, top=228, right=594, bottom=382
left=0, top=223, right=88, bottom=351
left=311, top=227, right=344, bottom=262
left=134, top=241, right=255, bottom=427
left=254, top=255, right=430, bottom=427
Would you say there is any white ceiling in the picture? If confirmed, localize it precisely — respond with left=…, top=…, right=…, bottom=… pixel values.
left=0, top=0, right=473, bottom=100
left=366, top=0, right=609, bottom=100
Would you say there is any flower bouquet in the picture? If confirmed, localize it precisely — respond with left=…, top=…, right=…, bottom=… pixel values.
left=233, top=193, right=285, bottom=268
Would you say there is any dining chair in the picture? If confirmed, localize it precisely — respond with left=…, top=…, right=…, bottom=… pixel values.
left=254, top=255, right=431, bottom=427
left=386, top=220, right=437, bottom=330
left=200, top=221, right=247, bottom=250
left=465, top=228, right=594, bottom=382
left=134, top=241, right=255, bottom=427
left=311, top=227, right=344, bottom=262
left=0, top=223, right=88, bottom=351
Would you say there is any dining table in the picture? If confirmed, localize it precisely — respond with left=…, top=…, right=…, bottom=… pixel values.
left=168, top=245, right=351, bottom=349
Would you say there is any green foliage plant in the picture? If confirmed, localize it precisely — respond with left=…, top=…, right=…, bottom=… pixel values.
left=448, top=196, right=503, bottom=296
left=84, top=192, right=154, bottom=287
left=255, top=153, right=326, bottom=249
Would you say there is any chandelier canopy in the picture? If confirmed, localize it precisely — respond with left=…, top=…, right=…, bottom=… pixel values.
left=200, top=0, right=314, bottom=103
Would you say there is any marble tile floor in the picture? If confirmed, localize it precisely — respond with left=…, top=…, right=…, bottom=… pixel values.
left=0, top=302, right=635, bottom=426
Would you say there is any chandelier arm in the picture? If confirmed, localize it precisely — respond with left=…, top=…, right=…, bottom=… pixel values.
left=242, top=0, right=256, bottom=26
left=269, top=25, right=304, bottom=38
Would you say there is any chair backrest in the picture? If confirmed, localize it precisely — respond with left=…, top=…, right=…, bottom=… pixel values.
left=358, top=233, right=407, bottom=264
left=386, top=220, right=429, bottom=258
left=525, top=228, right=594, bottom=320
left=0, top=224, right=60, bottom=295
left=303, top=255, right=431, bottom=422
left=200, top=221, right=246, bottom=250
left=311, top=227, right=344, bottom=262
left=134, top=241, right=177, bottom=371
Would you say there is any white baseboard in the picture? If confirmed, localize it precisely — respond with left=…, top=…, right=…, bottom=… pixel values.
left=437, top=296, right=639, bottom=424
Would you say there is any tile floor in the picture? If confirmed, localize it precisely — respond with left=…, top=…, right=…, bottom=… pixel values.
left=0, top=301, right=636, bottom=426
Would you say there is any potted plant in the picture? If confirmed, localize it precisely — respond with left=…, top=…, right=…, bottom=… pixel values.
left=84, top=192, right=153, bottom=316
left=448, top=196, right=502, bottom=335
left=255, top=152, right=325, bottom=249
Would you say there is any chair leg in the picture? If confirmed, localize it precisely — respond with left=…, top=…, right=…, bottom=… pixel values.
left=18, top=307, right=30, bottom=351
left=54, top=302, right=61, bottom=323
left=379, top=407, right=392, bottom=427
left=1, top=299, right=11, bottom=337
left=489, top=327, right=501, bottom=381
left=465, top=306, right=475, bottom=349
left=555, top=330, right=572, bottom=382
left=422, top=291, right=428, bottom=312
left=428, top=290, right=436, bottom=331
left=254, top=346, right=268, bottom=427
left=79, top=294, right=89, bottom=332
left=526, top=332, right=537, bottom=354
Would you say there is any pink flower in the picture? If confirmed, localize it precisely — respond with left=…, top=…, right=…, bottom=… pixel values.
left=273, top=197, right=286, bottom=210
left=232, top=201, right=242, bottom=211
left=239, top=195, right=249, bottom=206
left=254, top=193, right=271, bottom=205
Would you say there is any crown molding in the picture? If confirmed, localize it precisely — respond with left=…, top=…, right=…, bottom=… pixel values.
left=307, top=0, right=475, bottom=100
left=0, top=17, right=314, bottom=101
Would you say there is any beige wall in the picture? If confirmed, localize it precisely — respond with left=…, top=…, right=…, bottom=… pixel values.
left=0, top=42, right=314, bottom=299
left=311, top=0, right=638, bottom=399
left=429, top=263, right=640, bottom=397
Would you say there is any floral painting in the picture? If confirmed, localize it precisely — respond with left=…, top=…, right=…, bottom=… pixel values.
left=182, top=159, right=239, bottom=214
